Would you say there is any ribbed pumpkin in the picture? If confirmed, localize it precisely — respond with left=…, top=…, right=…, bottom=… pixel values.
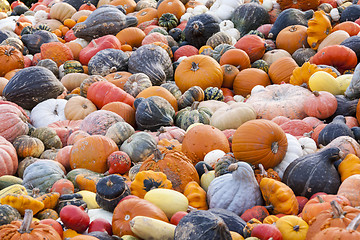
left=115, top=27, right=146, bottom=48
left=268, top=57, right=298, bottom=84
left=232, top=119, right=288, bottom=169
left=234, top=35, right=266, bottom=62
left=69, top=135, right=119, bottom=173
left=80, top=110, right=124, bottom=136
left=181, top=124, right=230, bottom=165
left=0, top=136, right=18, bottom=177
left=101, top=102, right=136, bottom=127
left=0, top=104, right=29, bottom=142
left=175, top=55, right=223, bottom=93
left=0, top=45, right=24, bottom=77
left=64, top=96, right=97, bottom=120
left=219, top=48, right=250, bottom=71
left=139, top=148, right=199, bottom=193
left=276, top=25, right=309, bottom=54
left=136, top=86, right=178, bottom=111
left=233, top=68, right=271, bottom=97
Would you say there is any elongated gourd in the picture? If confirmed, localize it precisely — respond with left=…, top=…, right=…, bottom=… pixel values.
left=308, top=71, right=341, bottom=95
left=130, top=216, right=176, bottom=240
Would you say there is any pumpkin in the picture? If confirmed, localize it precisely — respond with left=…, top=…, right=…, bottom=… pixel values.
left=0, top=45, right=24, bottom=77
left=153, top=126, right=186, bottom=143
left=232, top=119, right=287, bottom=169
left=277, top=0, right=320, bottom=10
left=276, top=25, right=308, bottom=54
left=233, top=68, right=271, bottom=97
left=136, top=86, right=178, bottom=111
left=61, top=73, right=88, bottom=92
left=240, top=206, right=270, bottom=222
left=37, top=209, right=59, bottom=220
left=338, top=154, right=360, bottom=181
left=0, top=209, right=61, bottom=239
left=157, top=0, right=185, bottom=20
left=234, top=35, right=266, bottom=62
left=0, top=136, right=17, bottom=178
left=80, top=110, right=124, bottom=136
left=275, top=215, right=309, bottom=240
left=175, top=101, right=213, bottom=131
left=207, top=162, right=263, bottom=216
left=40, top=42, right=74, bottom=67
left=175, top=54, right=223, bottom=93
left=157, top=138, right=182, bottom=152
left=12, top=135, right=45, bottom=158
left=219, top=48, right=250, bottom=71
left=206, top=32, right=232, bottom=50
left=139, top=148, right=199, bottom=193
left=112, top=197, right=169, bottom=237
left=123, top=73, right=152, bottom=98
left=120, top=131, right=157, bottom=163
left=69, top=135, right=119, bottom=173
left=221, top=64, right=239, bottom=88
left=64, top=96, right=97, bottom=120
left=338, top=174, right=360, bottom=207
left=318, top=30, right=350, bottom=51
left=135, top=8, right=158, bottom=25
left=318, top=115, right=354, bottom=146
left=309, top=45, right=357, bottom=74
left=0, top=204, right=21, bottom=226
left=177, top=86, right=205, bottom=110
left=260, top=178, right=299, bottom=215
left=48, top=120, right=82, bottom=147
left=306, top=10, right=332, bottom=50
left=268, top=57, right=298, bottom=84
left=181, top=124, right=230, bottom=165
left=130, top=170, right=173, bottom=198
left=104, top=121, right=134, bottom=147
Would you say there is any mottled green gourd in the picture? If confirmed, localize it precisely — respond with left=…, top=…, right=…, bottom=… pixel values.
left=175, top=101, right=213, bottom=130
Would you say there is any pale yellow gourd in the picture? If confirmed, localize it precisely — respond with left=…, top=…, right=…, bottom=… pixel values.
left=308, top=71, right=341, bottom=95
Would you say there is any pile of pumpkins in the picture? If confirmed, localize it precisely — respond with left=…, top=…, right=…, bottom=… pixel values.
left=2, top=0, right=360, bottom=239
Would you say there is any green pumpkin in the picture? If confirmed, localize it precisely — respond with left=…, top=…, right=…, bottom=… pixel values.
left=0, top=204, right=21, bottom=226
left=211, top=44, right=235, bottom=62
left=175, top=101, right=213, bottom=130
left=149, top=27, right=169, bottom=36
left=31, top=127, right=62, bottom=149
left=20, top=26, right=36, bottom=36
left=251, top=59, right=269, bottom=73
left=63, top=60, right=84, bottom=75
left=95, top=175, right=130, bottom=212
left=159, top=13, right=179, bottom=30
left=160, top=81, right=182, bottom=100
left=204, top=87, right=224, bottom=101
left=177, top=86, right=205, bottom=110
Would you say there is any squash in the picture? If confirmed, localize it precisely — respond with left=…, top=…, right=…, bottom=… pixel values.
left=105, top=121, right=135, bottom=146
left=0, top=204, right=21, bottom=226
left=123, top=73, right=152, bottom=98
left=2, top=66, right=65, bottom=110
left=338, top=174, right=360, bottom=207
left=308, top=71, right=341, bottom=95
left=120, top=132, right=157, bottom=163
left=130, top=216, right=176, bottom=240
left=30, top=99, right=67, bottom=128
left=318, top=115, right=354, bottom=146
left=21, top=30, right=59, bottom=55
left=275, top=215, right=309, bottom=240
left=80, top=110, right=124, bottom=136
left=207, top=162, right=263, bottom=216
left=175, top=101, right=212, bottom=130
left=0, top=135, right=19, bottom=177
left=183, top=181, right=207, bottom=210
left=174, top=210, right=232, bottom=239
left=0, top=175, right=23, bottom=190
left=282, top=147, right=342, bottom=198
left=307, top=10, right=332, bottom=50
left=177, top=86, right=205, bottom=110
left=31, top=127, right=62, bottom=150
left=338, top=154, right=360, bottom=181
left=0, top=193, right=44, bottom=215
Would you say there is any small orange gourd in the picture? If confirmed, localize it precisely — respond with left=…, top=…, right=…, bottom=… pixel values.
left=183, top=181, right=208, bottom=210
left=307, top=10, right=332, bottom=50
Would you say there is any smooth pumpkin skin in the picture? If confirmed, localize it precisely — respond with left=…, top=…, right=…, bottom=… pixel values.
left=275, top=215, right=308, bottom=240
left=136, top=86, right=178, bottom=111
left=338, top=154, right=360, bottom=181
left=69, top=135, right=119, bottom=173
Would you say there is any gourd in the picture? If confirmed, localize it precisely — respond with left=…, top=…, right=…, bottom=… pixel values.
left=338, top=154, right=360, bottom=181
left=0, top=193, right=44, bottom=215
left=130, top=216, right=176, bottom=240
left=183, top=181, right=208, bottom=210
left=207, top=162, right=263, bottom=216
left=318, top=115, right=354, bottom=146
left=282, top=147, right=342, bottom=198
left=88, top=49, right=129, bottom=77
left=175, top=101, right=212, bottom=130
left=275, top=215, right=308, bottom=240
left=120, top=132, right=157, bottom=163
left=307, top=10, right=332, bottom=50
left=0, top=204, right=21, bottom=226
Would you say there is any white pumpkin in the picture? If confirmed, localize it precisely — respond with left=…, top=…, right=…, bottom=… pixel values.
left=87, top=209, right=113, bottom=224
left=70, top=38, right=89, bottom=48
left=223, top=28, right=241, bottom=41
left=207, top=162, right=263, bottom=215
left=204, top=149, right=226, bottom=168
left=198, top=100, right=228, bottom=113
left=30, top=99, right=67, bottom=128
left=262, top=0, right=273, bottom=11
left=274, top=134, right=303, bottom=178
left=219, top=20, right=234, bottom=31
left=298, top=137, right=317, bottom=155
left=210, top=102, right=257, bottom=130
left=209, top=0, right=244, bottom=21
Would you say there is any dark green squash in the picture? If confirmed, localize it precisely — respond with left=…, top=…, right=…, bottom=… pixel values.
left=134, top=96, right=175, bottom=131
left=194, top=161, right=213, bottom=179
left=204, top=87, right=224, bottom=101
left=3, top=66, right=65, bottom=110
left=11, top=4, right=29, bottom=15
left=128, top=44, right=173, bottom=86
left=174, top=210, right=232, bottom=240
left=39, top=148, right=59, bottom=160
left=208, top=208, right=246, bottom=237
left=205, top=31, right=232, bottom=49
left=211, top=43, right=235, bottom=62
left=268, top=8, right=313, bottom=39
left=36, top=24, right=52, bottom=32
left=341, top=36, right=360, bottom=62
left=231, top=3, right=270, bottom=37
left=21, top=30, right=59, bottom=55
left=175, top=101, right=212, bottom=130
left=160, top=81, right=182, bottom=100
left=351, top=127, right=360, bottom=142
left=88, top=49, right=129, bottom=76
left=0, top=204, right=21, bottom=226
left=177, top=86, right=205, bottom=110
left=282, top=147, right=341, bottom=198
left=56, top=193, right=86, bottom=213
left=251, top=59, right=269, bottom=73
left=292, top=48, right=316, bottom=66
left=63, top=60, right=84, bottom=75
left=20, top=26, right=36, bottom=36
left=184, top=13, right=220, bottom=49
left=73, top=6, right=132, bottom=41
left=159, top=13, right=179, bottom=30
left=246, top=29, right=265, bottom=39
left=37, top=59, right=59, bottom=77
left=318, top=115, right=355, bottom=146
left=214, top=153, right=237, bottom=177
left=120, top=132, right=157, bottom=163
left=340, top=4, right=360, bottom=22
left=330, top=95, right=358, bottom=119
left=95, top=175, right=130, bottom=212
left=0, top=30, right=19, bottom=43
left=30, top=127, right=63, bottom=149
left=169, top=28, right=185, bottom=42
left=149, top=27, right=169, bottom=36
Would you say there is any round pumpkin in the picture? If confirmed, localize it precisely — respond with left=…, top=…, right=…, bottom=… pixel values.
left=234, top=35, right=266, bottom=62
left=64, top=96, right=97, bottom=120
left=0, top=135, right=18, bottom=177
left=116, top=27, right=146, bottom=48
left=219, top=48, right=250, bottom=71
left=233, top=68, right=271, bottom=97
left=136, top=86, right=178, bottom=111
left=276, top=25, right=309, bottom=54
left=268, top=57, right=298, bottom=84
left=0, top=45, right=24, bottom=77
left=101, top=102, right=136, bottom=127
left=232, top=119, right=288, bottom=169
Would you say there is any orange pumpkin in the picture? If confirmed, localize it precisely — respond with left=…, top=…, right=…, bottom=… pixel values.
left=0, top=77, right=8, bottom=95
left=233, top=68, right=271, bottom=97
left=66, top=130, right=90, bottom=145
left=109, top=0, right=136, bottom=13
left=338, top=174, right=360, bottom=207
left=101, top=101, right=136, bottom=127
left=139, top=148, right=200, bottom=193
left=277, top=0, right=320, bottom=10
left=221, top=64, right=239, bottom=88
left=0, top=46, right=24, bottom=77
left=64, top=96, right=97, bottom=120
left=135, top=8, right=158, bottom=24
left=112, top=197, right=169, bottom=237
left=116, top=27, right=146, bottom=48
left=332, top=21, right=360, bottom=36
left=69, top=135, right=119, bottom=173
left=234, top=35, right=266, bottom=62
left=40, top=42, right=74, bottom=67
left=181, top=124, right=230, bottom=165
left=136, top=86, right=178, bottom=111
left=276, top=25, right=309, bottom=54
left=268, top=57, right=298, bottom=84
left=104, top=71, right=132, bottom=89
left=175, top=54, right=223, bottom=93
left=232, top=119, right=288, bottom=169
left=219, top=48, right=250, bottom=71
left=65, top=42, right=83, bottom=61
left=157, top=0, right=185, bottom=20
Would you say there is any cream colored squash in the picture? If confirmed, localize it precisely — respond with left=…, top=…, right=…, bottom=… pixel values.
left=200, top=169, right=215, bottom=192
left=204, top=150, right=226, bottom=168
left=49, top=2, right=77, bottom=23
left=336, top=74, right=352, bottom=95
left=318, top=30, right=350, bottom=51
left=262, top=49, right=292, bottom=66
left=130, top=216, right=176, bottom=240
left=198, top=100, right=227, bottom=114
left=297, top=137, right=318, bottom=155
left=77, top=190, right=100, bottom=209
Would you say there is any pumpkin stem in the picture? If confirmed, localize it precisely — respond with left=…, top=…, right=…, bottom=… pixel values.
left=106, top=179, right=113, bottom=187
left=289, top=25, right=297, bottom=32
left=330, top=200, right=346, bottom=218
left=271, top=142, right=279, bottom=154
left=18, top=209, right=33, bottom=234
left=227, top=163, right=238, bottom=172
left=191, top=101, right=200, bottom=110
left=190, top=62, right=199, bottom=72
left=293, top=225, right=300, bottom=232
left=4, top=47, right=15, bottom=56
left=317, top=195, right=325, bottom=203
left=258, top=164, right=267, bottom=177
left=347, top=213, right=360, bottom=231
left=313, top=91, right=320, bottom=97
left=153, top=149, right=165, bottom=163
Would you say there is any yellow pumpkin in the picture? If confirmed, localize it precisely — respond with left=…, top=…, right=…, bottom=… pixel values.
left=275, top=215, right=309, bottom=240
left=338, top=154, right=360, bottom=182
left=308, top=71, right=341, bottom=95
left=183, top=181, right=208, bottom=210
left=263, top=215, right=279, bottom=224
left=0, top=193, right=44, bottom=215
left=77, top=190, right=101, bottom=209
left=259, top=178, right=299, bottom=215
left=307, top=10, right=332, bottom=50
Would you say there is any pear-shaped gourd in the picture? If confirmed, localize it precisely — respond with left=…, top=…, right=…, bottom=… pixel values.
left=318, top=115, right=354, bottom=146
left=207, top=161, right=263, bottom=216
left=282, top=147, right=342, bottom=199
